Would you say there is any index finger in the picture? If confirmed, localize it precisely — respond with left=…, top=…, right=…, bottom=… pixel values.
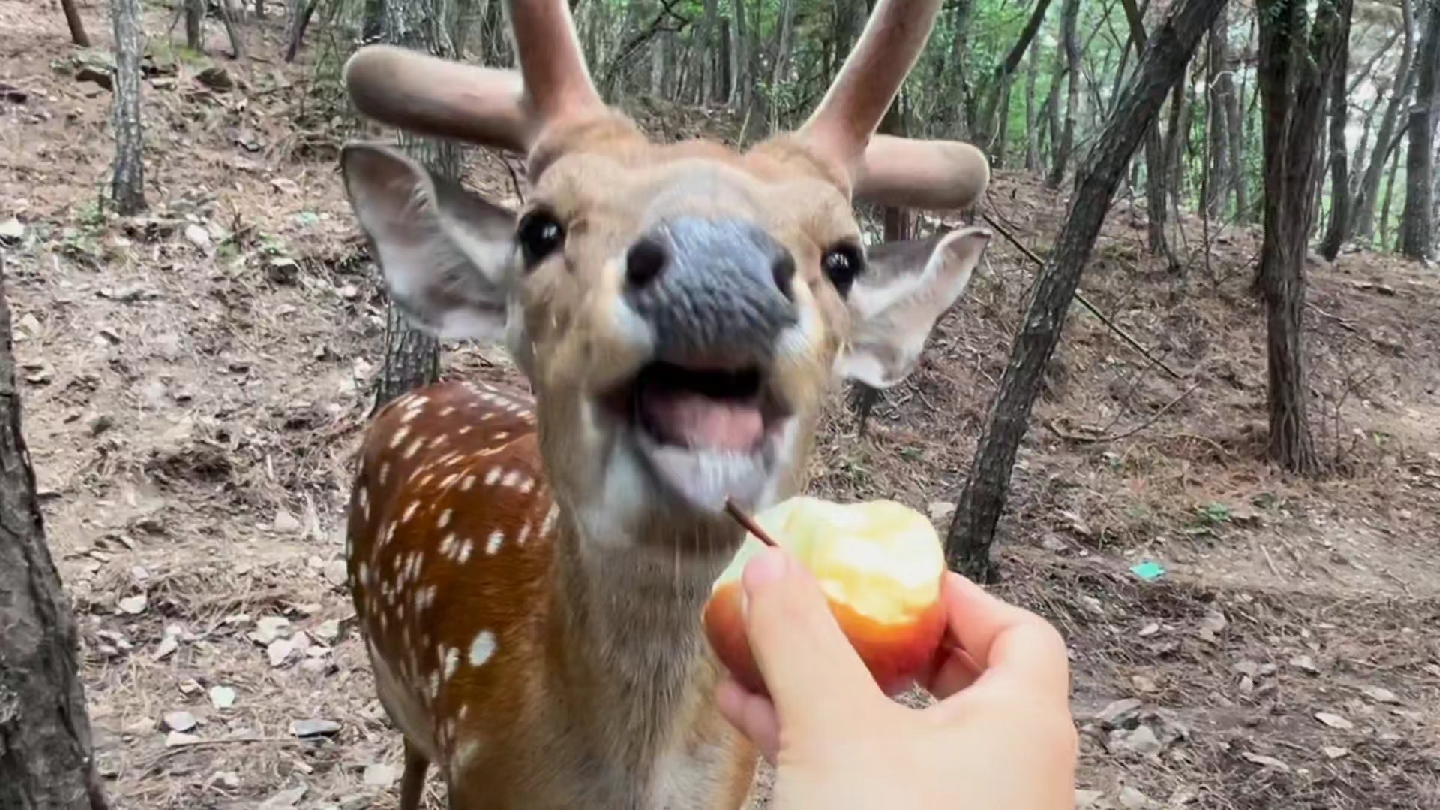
left=939, top=572, right=1071, bottom=700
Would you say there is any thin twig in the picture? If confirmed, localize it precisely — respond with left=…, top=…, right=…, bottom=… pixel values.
left=1050, top=379, right=1203, bottom=443
left=981, top=210, right=1185, bottom=380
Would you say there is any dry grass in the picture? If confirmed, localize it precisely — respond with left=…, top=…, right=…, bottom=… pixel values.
left=4, top=2, right=1440, bottom=808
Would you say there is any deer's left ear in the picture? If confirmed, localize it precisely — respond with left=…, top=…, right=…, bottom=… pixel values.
left=835, top=227, right=992, bottom=389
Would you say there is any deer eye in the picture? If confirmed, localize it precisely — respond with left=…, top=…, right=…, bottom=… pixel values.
left=821, top=241, right=866, bottom=297
left=517, top=208, right=566, bottom=267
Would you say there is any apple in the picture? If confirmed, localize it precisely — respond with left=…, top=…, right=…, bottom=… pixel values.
left=702, top=495, right=948, bottom=697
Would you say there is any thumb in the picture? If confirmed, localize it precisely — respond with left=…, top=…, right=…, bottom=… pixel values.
left=741, top=546, right=882, bottom=730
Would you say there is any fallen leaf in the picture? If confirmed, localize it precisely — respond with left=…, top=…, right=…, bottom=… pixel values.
left=117, top=595, right=147, bottom=615
left=1315, top=712, right=1354, bottom=730
left=163, top=711, right=197, bottom=733
left=209, top=686, right=236, bottom=709
left=1360, top=686, right=1399, bottom=705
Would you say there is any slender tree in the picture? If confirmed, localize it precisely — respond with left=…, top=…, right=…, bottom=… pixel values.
left=1320, top=0, right=1356, bottom=260
left=110, top=0, right=146, bottom=215
left=947, top=0, right=1229, bottom=579
left=60, top=0, right=91, bottom=46
left=0, top=256, right=110, bottom=810
left=1254, top=0, right=1353, bottom=475
left=1399, top=0, right=1440, bottom=259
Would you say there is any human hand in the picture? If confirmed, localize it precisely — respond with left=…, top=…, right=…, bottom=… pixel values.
left=714, top=545, right=1078, bottom=810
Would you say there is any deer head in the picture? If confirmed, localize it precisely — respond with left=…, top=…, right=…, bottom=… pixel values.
left=338, top=0, right=991, bottom=551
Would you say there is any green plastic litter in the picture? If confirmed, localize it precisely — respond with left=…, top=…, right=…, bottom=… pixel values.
left=1130, top=561, right=1166, bottom=581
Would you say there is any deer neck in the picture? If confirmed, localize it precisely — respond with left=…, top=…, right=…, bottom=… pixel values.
left=540, top=514, right=739, bottom=770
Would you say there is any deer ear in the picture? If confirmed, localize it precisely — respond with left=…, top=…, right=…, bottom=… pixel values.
left=340, top=142, right=518, bottom=343
left=835, top=227, right=992, bottom=389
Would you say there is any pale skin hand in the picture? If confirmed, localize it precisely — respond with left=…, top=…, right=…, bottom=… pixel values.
left=714, top=546, right=1079, bottom=810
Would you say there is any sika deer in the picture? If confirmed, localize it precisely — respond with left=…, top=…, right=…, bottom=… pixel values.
left=339, top=2, right=993, bottom=807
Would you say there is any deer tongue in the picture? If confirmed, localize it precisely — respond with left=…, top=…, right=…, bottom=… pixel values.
left=639, top=387, right=765, bottom=452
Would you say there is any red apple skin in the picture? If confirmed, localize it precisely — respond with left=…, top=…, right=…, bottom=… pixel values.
left=702, top=574, right=947, bottom=697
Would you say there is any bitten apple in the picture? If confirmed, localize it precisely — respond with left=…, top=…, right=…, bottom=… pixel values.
left=702, top=496, right=948, bottom=697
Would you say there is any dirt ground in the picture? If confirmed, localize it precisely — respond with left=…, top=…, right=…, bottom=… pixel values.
left=4, top=2, right=1439, bottom=808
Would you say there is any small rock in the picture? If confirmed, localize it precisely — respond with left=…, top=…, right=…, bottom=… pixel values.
left=153, top=635, right=179, bottom=660
left=1113, top=724, right=1163, bottom=758
left=0, top=217, right=24, bottom=244
left=1360, top=686, right=1399, bottom=705
left=363, top=763, right=398, bottom=787
left=178, top=679, right=204, bottom=696
left=117, top=595, right=147, bottom=615
left=251, top=616, right=291, bottom=644
left=195, top=66, right=234, bottom=91
left=212, top=771, right=241, bottom=789
left=289, top=718, right=340, bottom=739
left=15, top=313, right=41, bottom=337
left=184, top=223, right=212, bottom=250
left=1117, top=785, right=1152, bottom=809
left=1041, top=534, right=1069, bottom=553
left=1137, top=622, right=1161, bottom=637
left=1322, top=746, right=1350, bottom=760
left=268, top=638, right=298, bottom=667
left=88, top=413, right=115, bottom=436
left=926, top=501, right=956, bottom=522
left=272, top=508, right=302, bottom=533
left=1095, top=698, right=1143, bottom=728
left=1315, top=712, right=1354, bottom=730
left=259, top=786, right=307, bottom=809
left=163, top=711, right=197, bottom=733
left=1196, top=610, right=1228, bottom=642
left=1075, top=789, right=1105, bottom=809
left=313, top=619, right=341, bottom=643
left=164, top=731, right=200, bottom=747
left=338, top=283, right=361, bottom=300
left=1290, top=654, right=1320, bottom=675
left=209, top=686, right=236, bottom=709
left=336, top=795, right=370, bottom=810
left=322, top=560, right=349, bottom=587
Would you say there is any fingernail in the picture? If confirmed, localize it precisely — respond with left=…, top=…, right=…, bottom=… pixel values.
left=743, top=546, right=790, bottom=592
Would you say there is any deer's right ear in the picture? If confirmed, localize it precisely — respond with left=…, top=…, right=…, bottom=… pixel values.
left=340, top=143, right=518, bottom=343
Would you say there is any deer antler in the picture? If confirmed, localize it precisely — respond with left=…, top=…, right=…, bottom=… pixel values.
left=798, top=0, right=944, bottom=178
left=343, top=0, right=606, bottom=156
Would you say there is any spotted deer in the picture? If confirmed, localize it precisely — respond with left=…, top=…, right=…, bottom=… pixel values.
left=339, top=1, right=993, bottom=807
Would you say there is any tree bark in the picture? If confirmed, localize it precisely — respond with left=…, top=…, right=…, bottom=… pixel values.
left=60, top=0, right=91, bottom=47
left=946, top=0, right=1227, bottom=580
left=1205, top=8, right=1232, bottom=218
left=1047, top=0, right=1082, bottom=189
left=0, top=257, right=110, bottom=810
left=110, top=0, right=146, bottom=216
left=217, top=0, right=246, bottom=60
left=979, top=0, right=1056, bottom=151
left=1319, top=0, right=1355, bottom=260
left=185, top=0, right=204, bottom=52
left=1352, top=0, right=1417, bottom=242
left=370, top=0, right=462, bottom=412
left=1254, top=0, right=1351, bottom=476
left=1399, top=0, right=1440, bottom=260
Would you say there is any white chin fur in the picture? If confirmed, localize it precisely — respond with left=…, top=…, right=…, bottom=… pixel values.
left=642, top=444, right=772, bottom=515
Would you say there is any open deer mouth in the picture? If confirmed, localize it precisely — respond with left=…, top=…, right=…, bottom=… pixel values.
left=599, top=360, right=793, bottom=511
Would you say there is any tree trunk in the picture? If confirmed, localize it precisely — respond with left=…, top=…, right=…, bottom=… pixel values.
left=217, top=0, right=247, bottom=59
left=1025, top=40, right=1042, bottom=172
left=947, top=0, right=977, bottom=139
left=1047, top=0, right=1081, bottom=189
left=371, top=0, right=463, bottom=412
left=1353, top=0, right=1417, bottom=242
left=1399, top=0, right=1440, bottom=260
left=1380, top=133, right=1403, bottom=247
left=0, top=257, right=110, bottom=810
left=1205, top=8, right=1232, bottom=218
left=60, top=0, right=91, bottom=46
left=283, top=0, right=315, bottom=62
left=946, top=0, right=1227, bottom=580
left=699, top=0, right=718, bottom=103
left=979, top=0, right=1056, bottom=151
left=185, top=0, right=204, bottom=51
left=110, top=0, right=146, bottom=216
left=1319, top=1, right=1354, bottom=260
left=1254, top=0, right=1351, bottom=476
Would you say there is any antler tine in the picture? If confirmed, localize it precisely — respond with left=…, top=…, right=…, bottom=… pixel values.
left=342, top=1, right=604, bottom=157
left=800, top=0, right=944, bottom=175
left=504, top=0, right=605, bottom=125
left=345, top=47, right=531, bottom=152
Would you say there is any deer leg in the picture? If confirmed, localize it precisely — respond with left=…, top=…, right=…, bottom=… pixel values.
left=398, top=738, right=429, bottom=810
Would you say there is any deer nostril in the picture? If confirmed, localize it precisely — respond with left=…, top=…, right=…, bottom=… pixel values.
left=625, top=237, right=669, bottom=289
left=771, top=253, right=797, bottom=299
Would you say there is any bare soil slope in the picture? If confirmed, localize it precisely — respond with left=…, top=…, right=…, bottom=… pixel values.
left=3, top=3, right=1439, bottom=808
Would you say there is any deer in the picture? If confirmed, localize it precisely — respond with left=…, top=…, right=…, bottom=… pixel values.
left=337, top=1, right=993, bottom=807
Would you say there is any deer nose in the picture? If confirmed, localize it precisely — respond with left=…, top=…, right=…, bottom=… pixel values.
left=624, top=217, right=798, bottom=363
